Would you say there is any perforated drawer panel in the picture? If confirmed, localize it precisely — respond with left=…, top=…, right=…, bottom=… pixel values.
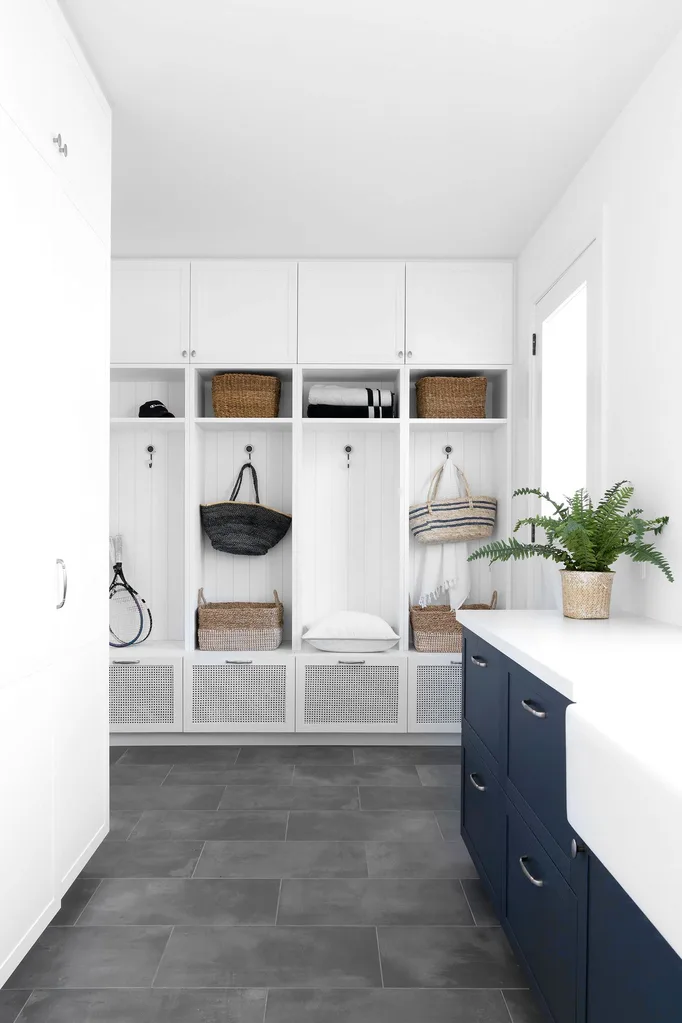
left=192, top=663, right=288, bottom=726
left=415, top=662, right=462, bottom=726
left=303, top=663, right=401, bottom=726
left=109, top=663, right=176, bottom=727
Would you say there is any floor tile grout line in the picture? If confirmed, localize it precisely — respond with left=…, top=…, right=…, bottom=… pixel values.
left=274, top=878, right=283, bottom=924
left=8, top=989, right=33, bottom=1021
left=434, top=812, right=447, bottom=842
left=190, top=842, right=207, bottom=878
left=159, top=765, right=175, bottom=786
left=149, top=924, right=174, bottom=990
left=500, top=990, right=516, bottom=1022
left=284, top=811, right=290, bottom=841
left=262, top=988, right=269, bottom=1023
left=71, top=879, right=105, bottom=926
left=375, top=926, right=386, bottom=988
left=458, top=878, right=478, bottom=926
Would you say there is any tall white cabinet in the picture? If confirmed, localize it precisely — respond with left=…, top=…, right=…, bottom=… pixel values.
left=110, top=258, right=513, bottom=742
left=0, top=0, right=111, bottom=988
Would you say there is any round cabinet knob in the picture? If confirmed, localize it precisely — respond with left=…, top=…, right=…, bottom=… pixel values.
left=181, top=350, right=188, bottom=358
left=407, top=351, right=413, bottom=358
left=191, top=350, right=197, bottom=358
left=52, top=134, right=67, bottom=156
left=397, top=350, right=404, bottom=358
left=570, top=838, right=585, bottom=859
left=62, top=142, right=68, bottom=158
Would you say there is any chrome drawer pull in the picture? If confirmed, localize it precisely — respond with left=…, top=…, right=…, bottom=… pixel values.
left=521, top=698, right=547, bottom=719
left=112, top=659, right=141, bottom=664
left=338, top=659, right=366, bottom=665
left=56, top=558, right=67, bottom=609
left=468, top=772, right=486, bottom=792
left=519, top=856, right=544, bottom=887
left=470, top=655, right=488, bottom=668
left=225, top=659, right=253, bottom=664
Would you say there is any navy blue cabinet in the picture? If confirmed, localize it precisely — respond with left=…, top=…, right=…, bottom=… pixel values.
left=462, top=633, right=506, bottom=768
left=461, top=735, right=504, bottom=903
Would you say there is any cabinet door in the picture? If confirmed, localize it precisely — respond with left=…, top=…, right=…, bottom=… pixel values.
left=461, top=740, right=503, bottom=899
left=111, top=260, right=190, bottom=364
left=191, top=261, right=297, bottom=364
left=586, top=854, right=682, bottom=1023
left=298, top=262, right=405, bottom=364
left=506, top=802, right=578, bottom=1023
left=462, top=633, right=506, bottom=767
left=0, top=667, right=57, bottom=988
left=296, top=656, right=407, bottom=732
left=54, top=643, right=109, bottom=895
left=406, top=262, right=513, bottom=365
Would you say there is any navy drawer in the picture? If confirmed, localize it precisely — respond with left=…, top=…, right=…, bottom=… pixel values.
left=462, top=631, right=506, bottom=764
left=462, top=740, right=503, bottom=900
left=506, top=801, right=578, bottom=1023
left=507, top=664, right=573, bottom=856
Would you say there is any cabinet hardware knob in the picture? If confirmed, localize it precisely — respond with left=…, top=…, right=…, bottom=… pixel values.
left=519, top=856, right=545, bottom=887
left=407, top=350, right=413, bottom=358
left=181, top=350, right=188, bottom=358
left=191, top=350, right=196, bottom=357
left=397, top=350, right=404, bottom=358
left=338, top=659, right=366, bottom=665
left=112, top=660, right=141, bottom=664
left=225, top=659, right=253, bottom=664
left=62, top=142, right=68, bottom=157
left=521, top=698, right=547, bottom=719
left=470, top=655, right=487, bottom=668
left=570, top=839, right=585, bottom=859
left=52, top=134, right=67, bottom=156
left=56, top=558, right=67, bottom=609
left=468, top=772, right=486, bottom=792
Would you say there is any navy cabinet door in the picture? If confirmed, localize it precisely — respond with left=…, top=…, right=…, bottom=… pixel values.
left=507, top=665, right=573, bottom=855
left=461, top=741, right=503, bottom=899
left=587, top=854, right=682, bottom=1022
left=506, top=802, right=578, bottom=1023
left=462, top=631, right=506, bottom=765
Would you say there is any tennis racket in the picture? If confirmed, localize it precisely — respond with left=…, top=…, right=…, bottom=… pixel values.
left=109, top=535, right=153, bottom=647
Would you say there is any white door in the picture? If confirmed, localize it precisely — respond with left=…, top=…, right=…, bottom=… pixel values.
left=298, top=262, right=405, bottom=364
left=406, top=262, right=513, bottom=365
left=111, top=260, right=190, bottom=364
left=0, top=667, right=57, bottom=987
left=531, top=243, right=602, bottom=608
left=190, top=261, right=297, bottom=364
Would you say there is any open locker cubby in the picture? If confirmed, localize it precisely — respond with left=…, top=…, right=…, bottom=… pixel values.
left=190, top=421, right=293, bottom=648
left=192, top=366, right=293, bottom=420
left=302, top=366, right=402, bottom=420
left=110, top=367, right=186, bottom=420
left=408, top=366, right=509, bottom=421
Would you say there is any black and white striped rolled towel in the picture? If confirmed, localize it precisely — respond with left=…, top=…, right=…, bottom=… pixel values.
left=307, top=385, right=395, bottom=418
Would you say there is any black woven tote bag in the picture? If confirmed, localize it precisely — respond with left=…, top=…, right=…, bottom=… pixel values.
left=200, top=461, right=292, bottom=556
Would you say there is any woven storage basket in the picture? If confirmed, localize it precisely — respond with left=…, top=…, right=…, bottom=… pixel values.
left=410, top=592, right=497, bottom=653
left=197, top=588, right=284, bottom=651
left=416, top=376, right=487, bottom=419
left=410, top=463, right=496, bottom=543
left=212, top=373, right=281, bottom=418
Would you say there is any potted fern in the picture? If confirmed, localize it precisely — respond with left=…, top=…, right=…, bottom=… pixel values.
left=468, top=482, right=673, bottom=619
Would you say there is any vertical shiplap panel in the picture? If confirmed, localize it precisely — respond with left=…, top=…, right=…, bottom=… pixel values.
left=110, top=376, right=185, bottom=418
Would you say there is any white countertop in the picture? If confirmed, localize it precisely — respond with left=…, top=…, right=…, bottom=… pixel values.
left=457, top=609, right=682, bottom=958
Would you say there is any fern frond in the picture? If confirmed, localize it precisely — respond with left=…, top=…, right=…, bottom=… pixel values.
left=513, top=488, right=569, bottom=517
left=621, top=542, right=674, bottom=583
left=468, top=538, right=575, bottom=569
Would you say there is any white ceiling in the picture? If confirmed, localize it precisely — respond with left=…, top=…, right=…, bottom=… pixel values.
left=61, top=0, right=682, bottom=258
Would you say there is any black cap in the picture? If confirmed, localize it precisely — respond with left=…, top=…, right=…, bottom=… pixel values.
left=139, top=400, right=175, bottom=418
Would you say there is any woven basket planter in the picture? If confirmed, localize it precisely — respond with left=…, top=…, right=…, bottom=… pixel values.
left=410, top=592, right=497, bottom=652
left=416, top=376, right=487, bottom=419
left=560, top=571, right=614, bottom=620
left=212, top=373, right=281, bottom=418
left=197, top=589, right=284, bottom=651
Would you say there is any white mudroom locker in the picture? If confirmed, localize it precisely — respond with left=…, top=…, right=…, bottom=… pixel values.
left=109, top=259, right=513, bottom=742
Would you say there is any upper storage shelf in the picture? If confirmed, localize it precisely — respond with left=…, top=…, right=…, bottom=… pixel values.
left=111, top=260, right=514, bottom=369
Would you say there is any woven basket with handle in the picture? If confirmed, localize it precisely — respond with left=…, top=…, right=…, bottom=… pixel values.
left=410, top=592, right=498, bottom=652
left=409, top=463, right=497, bottom=544
left=212, top=373, right=281, bottom=418
left=416, top=376, right=487, bottom=419
left=197, top=588, right=284, bottom=651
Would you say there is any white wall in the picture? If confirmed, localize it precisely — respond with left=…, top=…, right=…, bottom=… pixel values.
left=515, top=28, right=682, bottom=625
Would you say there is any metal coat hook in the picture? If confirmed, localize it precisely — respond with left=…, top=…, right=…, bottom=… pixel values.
left=444, top=445, right=452, bottom=459
left=345, top=445, right=352, bottom=469
left=147, top=445, right=155, bottom=469
left=245, top=444, right=254, bottom=461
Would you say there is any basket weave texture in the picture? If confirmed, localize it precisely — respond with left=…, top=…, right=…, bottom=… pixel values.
left=409, top=464, right=496, bottom=544
left=212, top=373, right=281, bottom=418
left=416, top=376, right=487, bottom=419
left=560, top=571, right=614, bottom=620
left=410, top=592, right=497, bottom=652
left=197, top=588, right=284, bottom=651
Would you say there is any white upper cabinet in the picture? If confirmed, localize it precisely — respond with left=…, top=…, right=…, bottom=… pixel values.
left=190, top=260, right=297, bottom=364
left=406, top=262, right=514, bottom=365
left=298, top=262, right=405, bottom=365
left=112, top=260, right=190, bottom=364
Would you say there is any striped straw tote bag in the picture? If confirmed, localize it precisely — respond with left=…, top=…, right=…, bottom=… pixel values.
left=409, top=462, right=497, bottom=544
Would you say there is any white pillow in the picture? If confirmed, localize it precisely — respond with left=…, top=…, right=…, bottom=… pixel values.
left=303, top=611, right=399, bottom=652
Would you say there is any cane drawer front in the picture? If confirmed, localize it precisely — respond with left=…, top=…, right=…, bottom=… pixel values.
left=187, top=654, right=294, bottom=733
left=296, top=655, right=407, bottom=733
left=507, top=664, right=573, bottom=855
left=109, top=655, right=183, bottom=733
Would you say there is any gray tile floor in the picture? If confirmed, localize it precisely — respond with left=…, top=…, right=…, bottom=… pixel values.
left=1, top=745, right=546, bottom=1022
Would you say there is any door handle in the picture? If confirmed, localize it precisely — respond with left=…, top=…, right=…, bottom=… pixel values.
left=519, top=856, right=545, bottom=887
left=521, top=698, right=547, bottom=719
left=470, top=655, right=487, bottom=668
left=56, top=558, right=67, bottom=609
left=225, top=659, right=253, bottom=664
left=112, top=660, right=141, bottom=664
left=468, top=772, right=486, bottom=792
left=338, top=659, right=366, bottom=665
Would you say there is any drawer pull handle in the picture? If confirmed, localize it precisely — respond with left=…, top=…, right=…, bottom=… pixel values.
left=470, top=655, right=488, bottom=668
left=521, top=698, right=547, bottom=719
left=468, top=772, right=486, bottom=792
left=225, top=659, right=253, bottom=664
left=112, top=659, right=141, bottom=664
left=338, top=659, right=366, bottom=665
left=519, top=856, right=545, bottom=887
